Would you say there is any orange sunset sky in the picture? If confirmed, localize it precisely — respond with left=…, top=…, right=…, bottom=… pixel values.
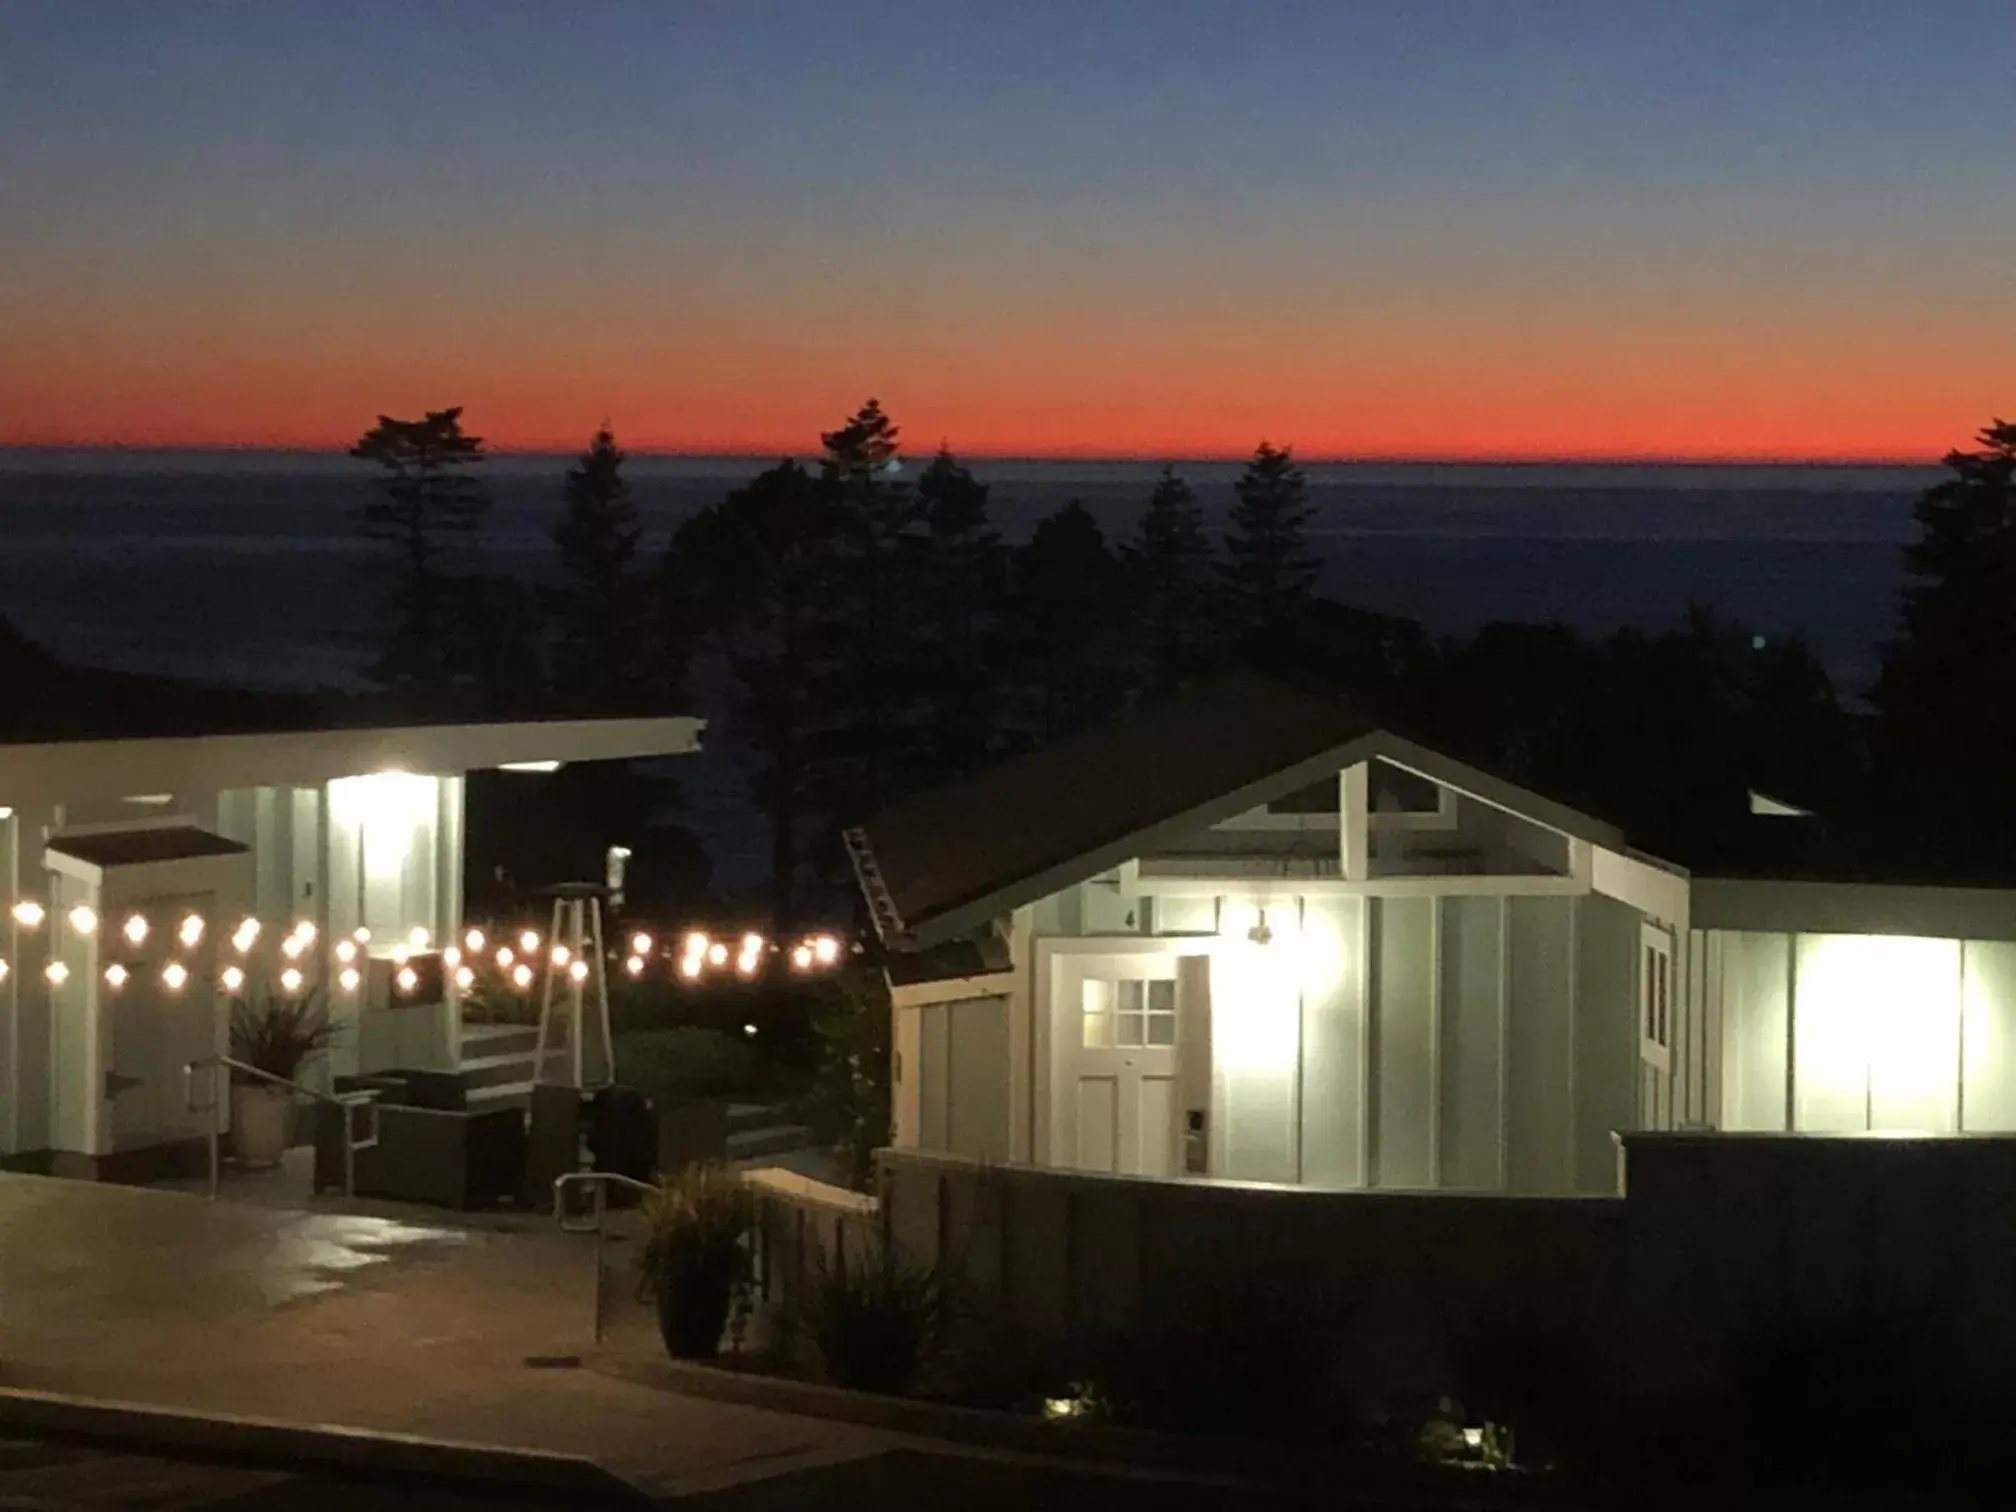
left=2, top=3, right=2009, bottom=462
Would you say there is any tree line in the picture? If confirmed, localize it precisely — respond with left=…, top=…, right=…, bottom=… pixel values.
left=351, top=404, right=2016, bottom=920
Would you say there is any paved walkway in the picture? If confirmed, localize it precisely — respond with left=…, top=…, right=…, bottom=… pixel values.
left=0, top=1172, right=888, bottom=1499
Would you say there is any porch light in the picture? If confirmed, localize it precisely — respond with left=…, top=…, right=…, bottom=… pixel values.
left=625, top=955, right=646, bottom=977
left=511, top=963, right=534, bottom=991
left=280, top=966, right=304, bottom=994
left=178, top=913, right=204, bottom=948
left=811, top=934, right=839, bottom=966
left=519, top=929, right=540, bottom=953
left=281, top=935, right=307, bottom=961
left=790, top=944, right=813, bottom=971
left=394, top=965, right=418, bottom=995
left=161, top=962, right=187, bottom=992
left=12, top=900, right=44, bottom=929
left=103, top=964, right=127, bottom=990
left=551, top=944, right=571, bottom=968
left=232, top=917, right=259, bottom=952
left=221, top=965, right=245, bottom=993
left=568, top=958, right=589, bottom=984
left=453, top=964, right=474, bottom=991
left=464, top=928, right=486, bottom=953
left=44, top=960, right=67, bottom=985
left=335, top=939, right=358, bottom=965
left=630, top=932, right=653, bottom=956
left=338, top=966, right=361, bottom=993
left=123, top=914, right=149, bottom=946
left=495, top=946, right=515, bottom=969
left=67, top=905, right=96, bottom=936
left=408, top=926, right=430, bottom=950
left=1248, top=909, right=1274, bottom=947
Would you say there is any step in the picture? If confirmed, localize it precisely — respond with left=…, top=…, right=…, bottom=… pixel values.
left=460, top=1023, right=540, bottom=1057
left=727, top=1123, right=818, bottom=1161
left=466, top=1079, right=534, bottom=1110
left=457, top=1050, right=545, bottom=1092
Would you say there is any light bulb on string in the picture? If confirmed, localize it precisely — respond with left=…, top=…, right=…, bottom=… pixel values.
left=706, top=942, right=728, bottom=967
left=518, top=929, right=539, bottom=954
left=568, top=958, right=589, bottom=985
left=232, top=917, right=259, bottom=953
left=123, top=914, right=150, bottom=947
left=625, top=955, right=646, bottom=977
left=551, top=943, right=571, bottom=968
left=464, top=928, right=486, bottom=953
left=12, top=900, right=44, bottom=929
left=67, top=905, right=97, bottom=936
left=44, top=960, right=68, bottom=985
left=161, top=961, right=188, bottom=992
left=221, top=964, right=245, bottom=993
left=292, top=921, right=317, bottom=945
left=103, top=963, right=127, bottom=990
left=335, top=939, right=357, bottom=965
left=495, top=946, right=515, bottom=969
left=178, top=914, right=204, bottom=948
left=281, top=935, right=306, bottom=961
left=812, top=934, right=840, bottom=966
left=630, top=932, right=653, bottom=956
left=511, top=963, right=533, bottom=991
left=454, top=964, right=474, bottom=991
left=443, top=945, right=461, bottom=968
left=395, top=965, right=418, bottom=995
left=408, top=926, right=430, bottom=951
left=338, top=966, right=361, bottom=993
left=280, top=966, right=304, bottom=995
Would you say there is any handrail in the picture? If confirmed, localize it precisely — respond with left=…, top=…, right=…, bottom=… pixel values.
left=183, top=1054, right=381, bottom=1200
left=552, top=1171, right=659, bottom=1345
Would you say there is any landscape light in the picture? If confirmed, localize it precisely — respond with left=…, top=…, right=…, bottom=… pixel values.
left=179, top=913, right=204, bottom=948
left=464, top=928, right=486, bottom=953
left=67, top=905, right=97, bottom=936
left=338, top=966, right=361, bottom=993
left=625, top=955, right=646, bottom=977
left=335, top=939, right=357, bottom=965
left=511, top=963, right=534, bottom=991
left=630, top=932, right=653, bottom=956
left=453, top=964, right=474, bottom=991
left=568, top=958, right=589, bottom=984
left=161, top=961, right=187, bottom=992
left=103, top=963, right=127, bottom=990
left=44, top=960, right=68, bottom=985
left=519, top=929, right=540, bottom=953
left=12, top=900, right=44, bottom=929
left=395, top=965, right=418, bottom=995
left=280, top=966, right=304, bottom=994
left=123, top=914, right=150, bottom=946
left=221, top=964, right=245, bottom=993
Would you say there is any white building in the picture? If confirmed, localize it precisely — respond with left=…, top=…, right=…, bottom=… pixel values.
left=0, top=714, right=701, bottom=1181
left=850, top=674, right=2016, bottom=1195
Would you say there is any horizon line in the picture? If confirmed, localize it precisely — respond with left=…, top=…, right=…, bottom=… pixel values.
left=0, top=440, right=1946, bottom=468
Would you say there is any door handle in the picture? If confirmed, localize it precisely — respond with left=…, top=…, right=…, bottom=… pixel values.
left=104, top=1071, right=143, bottom=1100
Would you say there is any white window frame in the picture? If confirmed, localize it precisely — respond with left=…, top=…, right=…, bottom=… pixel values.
left=1640, top=922, right=1674, bottom=1072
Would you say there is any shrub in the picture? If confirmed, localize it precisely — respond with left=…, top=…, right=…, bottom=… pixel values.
left=230, top=994, right=342, bottom=1082
left=800, top=967, right=891, bottom=1190
left=615, top=1025, right=761, bottom=1103
left=798, top=1242, right=952, bottom=1395
left=635, top=1164, right=757, bottom=1359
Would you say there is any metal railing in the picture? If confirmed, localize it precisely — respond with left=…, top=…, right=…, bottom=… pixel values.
left=183, top=1055, right=383, bottom=1200
left=552, top=1170, right=656, bottom=1345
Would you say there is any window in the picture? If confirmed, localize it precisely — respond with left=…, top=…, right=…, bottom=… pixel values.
left=1641, top=928, right=1673, bottom=1070
left=1083, top=976, right=1177, bottom=1048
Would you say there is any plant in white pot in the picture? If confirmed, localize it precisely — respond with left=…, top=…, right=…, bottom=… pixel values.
left=229, top=993, right=341, bottom=1168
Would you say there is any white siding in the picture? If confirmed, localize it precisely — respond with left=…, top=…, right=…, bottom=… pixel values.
left=1505, top=895, right=1576, bottom=1195
left=1437, top=896, right=1503, bottom=1190
left=1300, top=895, right=1366, bottom=1186
left=1964, top=942, right=2016, bottom=1131
left=1373, top=897, right=1436, bottom=1188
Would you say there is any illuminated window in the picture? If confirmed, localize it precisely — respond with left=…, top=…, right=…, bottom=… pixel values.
left=1083, top=975, right=1177, bottom=1049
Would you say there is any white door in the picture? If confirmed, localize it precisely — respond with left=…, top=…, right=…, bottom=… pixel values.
left=1057, top=960, right=1181, bottom=1177
left=109, top=892, right=220, bottom=1150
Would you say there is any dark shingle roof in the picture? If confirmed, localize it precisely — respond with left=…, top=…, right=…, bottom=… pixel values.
left=48, top=826, right=249, bottom=868
left=856, top=674, right=1371, bottom=943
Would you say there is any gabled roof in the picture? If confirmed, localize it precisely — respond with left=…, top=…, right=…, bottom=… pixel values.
left=850, top=673, right=1635, bottom=950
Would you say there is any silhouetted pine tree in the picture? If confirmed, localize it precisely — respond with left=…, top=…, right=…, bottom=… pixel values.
left=1006, top=499, right=1126, bottom=744
left=547, top=426, right=652, bottom=710
left=1124, top=464, right=1220, bottom=693
left=349, top=407, right=489, bottom=694
left=914, top=446, right=1008, bottom=780
left=1220, top=440, right=1317, bottom=655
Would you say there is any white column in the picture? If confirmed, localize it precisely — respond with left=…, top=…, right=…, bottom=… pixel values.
left=1340, top=763, right=1369, bottom=881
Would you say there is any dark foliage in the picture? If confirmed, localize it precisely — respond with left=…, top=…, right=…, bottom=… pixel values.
left=1221, top=440, right=1318, bottom=654
left=548, top=426, right=657, bottom=710
left=1124, top=465, right=1221, bottom=693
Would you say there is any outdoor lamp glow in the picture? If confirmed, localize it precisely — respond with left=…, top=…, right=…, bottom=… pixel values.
left=178, top=913, right=204, bottom=947
left=281, top=935, right=306, bottom=961
left=630, top=932, right=653, bottom=956
left=292, top=920, right=317, bottom=945
left=453, top=964, right=474, bottom=991
left=625, top=955, right=646, bottom=977
left=518, top=929, right=540, bottom=953
left=44, top=960, right=67, bottom=985
left=464, top=928, right=486, bottom=953
left=495, top=946, right=515, bottom=969
left=12, top=900, right=44, bottom=929
left=103, top=963, right=127, bottom=989
left=395, top=965, right=418, bottom=995
left=678, top=956, right=702, bottom=980
left=551, top=943, right=571, bottom=968
left=391, top=945, right=410, bottom=966
left=409, top=926, right=430, bottom=950
left=335, top=939, right=358, bottom=965
left=280, top=966, right=304, bottom=994
left=568, top=958, right=589, bottom=984
left=511, top=963, right=534, bottom=991
left=161, top=962, right=187, bottom=992
left=221, top=965, right=245, bottom=993
left=790, top=944, right=813, bottom=971
left=352, top=926, right=371, bottom=943
left=683, top=931, right=709, bottom=958
left=233, top=918, right=260, bottom=951
left=338, top=966, right=361, bottom=993
left=443, top=945, right=461, bottom=968
left=812, top=934, right=839, bottom=965
left=707, top=942, right=728, bottom=967
left=123, top=914, right=149, bottom=946
left=67, top=905, right=97, bottom=936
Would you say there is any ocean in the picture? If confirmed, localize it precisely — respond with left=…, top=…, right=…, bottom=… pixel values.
left=0, top=450, right=1939, bottom=885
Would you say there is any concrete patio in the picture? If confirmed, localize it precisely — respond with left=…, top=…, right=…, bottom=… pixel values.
left=0, top=1171, right=887, bottom=1499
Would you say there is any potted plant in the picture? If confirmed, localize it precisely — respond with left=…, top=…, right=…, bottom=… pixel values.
left=635, top=1164, right=755, bottom=1359
left=229, top=993, right=342, bottom=1168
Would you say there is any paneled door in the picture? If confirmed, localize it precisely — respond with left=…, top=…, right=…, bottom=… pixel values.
left=1054, top=957, right=1181, bottom=1177
left=108, top=891, right=220, bottom=1152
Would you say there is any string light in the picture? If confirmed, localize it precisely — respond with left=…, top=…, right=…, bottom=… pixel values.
left=812, top=934, right=840, bottom=966
left=568, top=958, right=589, bottom=985
left=338, top=966, right=361, bottom=993
left=292, top=921, right=317, bottom=945
left=625, top=955, right=646, bottom=977
left=178, top=914, right=204, bottom=948
left=518, top=929, right=539, bottom=954
left=123, top=914, right=150, bottom=946
left=103, top=963, right=127, bottom=990
left=510, top=962, right=533, bottom=991
left=67, top=905, right=97, bottom=936
left=443, top=945, right=461, bottom=968
left=391, top=944, right=410, bottom=966
left=280, top=966, right=304, bottom=994
left=0, top=958, right=9, bottom=982
left=12, top=900, right=44, bottom=929
left=44, top=960, right=68, bottom=985
left=495, top=946, right=515, bottom=969
left=221, top=964, right=245, bottom=993
left=409, top=926, right=431, bottom=950
left=395, top=965, right=418, bottom=995
left=232, top=917, right=260, bottom=952
left=463, top=928, right=486, bottom=953
left=550, top=943, right=571, bottom=968
left=683, top=931, right=709, bottom=959
left=352, top=926, right=371, bottom=944
left=630, top=932, right=653, bottom=956
left=453, top=964, right=474, bottom=991
left=743, top=1023, right=758, bottom=1037
left=335, top=939, right=358, bottom=965
left=161, top=961, right=187, bottom=992
left=678, top=956, right=702, bottom=980
left=707, top=942, right=728, bottom=967
left=740, top=932, right=764, bottom=956
left=281, top=934, right=306, bottom=961
left=790, top=944, right=813, bottom=971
